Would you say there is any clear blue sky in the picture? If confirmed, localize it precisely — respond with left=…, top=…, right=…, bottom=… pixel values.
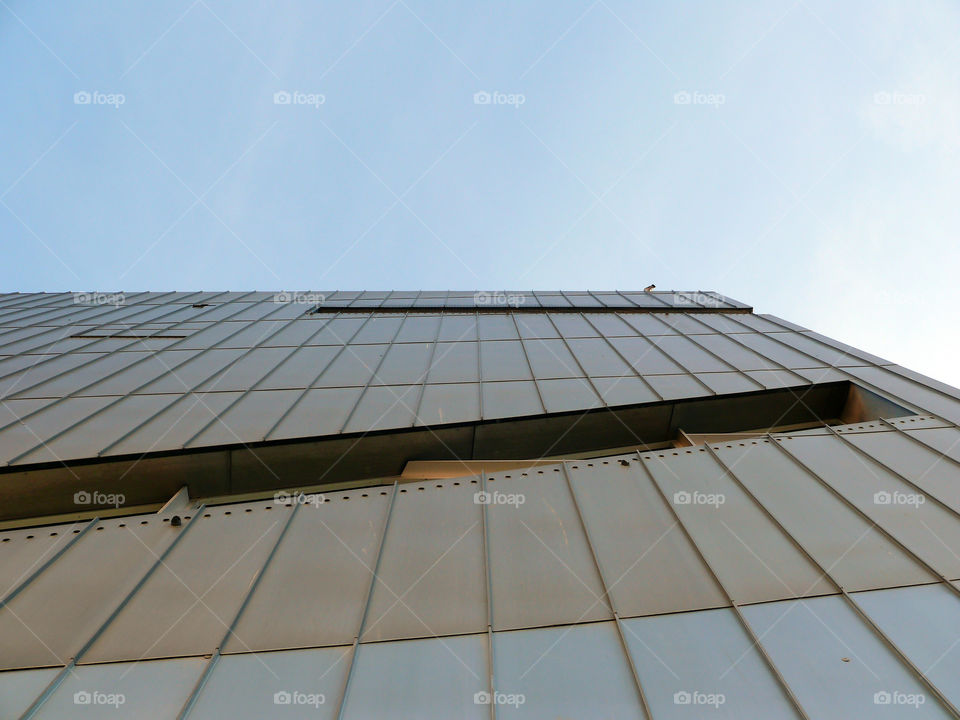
left=1, top=1, right=958, bottom=386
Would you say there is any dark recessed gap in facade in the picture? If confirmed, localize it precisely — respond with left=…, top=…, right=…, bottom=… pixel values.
left=303, top=305, right=753, bottom=316
left=0, top=381, right=912, bottom=523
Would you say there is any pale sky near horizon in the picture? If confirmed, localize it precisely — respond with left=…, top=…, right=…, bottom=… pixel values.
left=1, top=1, right=958, bottom=387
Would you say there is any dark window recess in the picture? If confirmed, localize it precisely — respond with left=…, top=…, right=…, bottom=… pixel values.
left=191, top=303, right=211, bottom=309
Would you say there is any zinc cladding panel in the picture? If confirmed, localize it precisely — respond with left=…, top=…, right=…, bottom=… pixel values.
left=83, top=503, right=291, bottom=663
left=513, top=314, right=559, bottom=339
left=343, top=384, right=419, bottom=432
left=774, top=434, right=960, bottom=580
left=479, top=340, right=532, bottom=381
left=536, top=378, right=602, bottom=413
left=481, top=381, right=543, bottom=419
left=342, top=634, right=487, bottom=720
left=314, top=344, right=387, bottom=387
left=0, top=514, right=177, bottom=671
left=425, top=342, right=478, bottom=383
left=225, top=489, right=391, bottom=652
left=493, top=622, right=645, bottom=720
left=268, top=387, right=363, bottom=441
left=741, top=595, right=953, bottom=720
left=843, top=365, right=960, bottom=422
left=186, top=389, right=305, bottom=448
left=0, top=524, right=83, bottom=599
left=566, top=337, right=632, bottom=376
left=255, top=345, right=341, bottom=389
left=521, top=338, right=582, bottom=379
left=477, top=313, right=519, bottom=340
left=34, top=657, right=206, bottom=720
left=592, top=376, right=660, bottom=405
left=548, top=313, right=599, bottom=337
left=193, top=348, right=293, bottom=391
left=417, top=383, right=480, bottom=425
left=361, top=480, right=486, bottom=642
left=0, top=667, right=60, bottom=719
left=190, top=646, right=350, bottom=719
left=622, top=609, right=803, bottom=720
left=608, top=336, right=685, bottom=374
left=567, top=460, right=727, bottom=616
left=368, top=342, right=432, bottom=385
left=902, top=426, right=960, bottom=463
left=0, top=397, right=118, bottom=466
left=855, top=584, right=960, bottom=709
left=0, top=351, right=109, bottom=397
left=485, top=468, right=612, bottom=630
left=639, top=450, right=834, bottom=603
left=396, top=314, right=440, bottom=342
left=713, top=440, right=936, bottom=590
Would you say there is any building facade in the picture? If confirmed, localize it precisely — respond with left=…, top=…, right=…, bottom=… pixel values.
left=1, top=290, right=959, bottom=718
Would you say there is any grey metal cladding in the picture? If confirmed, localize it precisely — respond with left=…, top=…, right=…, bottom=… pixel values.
left=622, top=609, right=804, bottom=719
left=485, top=467, right=612, bottom=630
left=713, top=439, right=937, bottom=590
left=225, top=489, right=391, bottom=652
left=641, top=449, right=835, bottom=603
left=741, top=595, right=953, bottom=720
left=567, top=460, right=728, bottom=616
left=361, top=480, right=486, bottom=642
left=0, top=514, right=178, bottom=671
left=82, top=503, right=291, bottom=663
left=493, top=622, right=646, bottom=719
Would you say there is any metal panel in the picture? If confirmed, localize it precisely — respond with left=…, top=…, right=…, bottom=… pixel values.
left=341, top=634, right=487, bottom=719
left=855, top=584, right=960, bottom=709
left=396, top=315, right=441, bottom=342
left=549, top=313, right=599, bottom=337
left=0, top=523, right=83, bottom=597
left=0, top=667, right=61, bottom=718
left=486, top=468, right=611, bottom=630
left=905, top=427, right=960, bottom=464
left=536, top=378, right=601, bottom=413
left=343, top=384, right=418, bottom=433
left=734, top=332, right=828, bottom=368
left=742, top=595, right=953, bottom=720
left=224, top=490, right=390, bottom=652
left=0, top=514, right=178, bottom=671
left=362, top=480, right=486, bottom=642
left=417, top=383, right=481, bottom=425
left=479, top=341, right=532, bottom=381
left=582, top=313, right=636, bottom=336
left=567, top=337, right=632, bottom=376
left=481, top=381, right=543, bottom=420
left=193, top=348, right=293, bottom=391
left=368, top=343, right=432, bottom=386
left=186, top=389, right=305, bottom=449
left=694, top=333, right=783, bottom=371
left=776, top=435, right=960, bottom=580
left=136, top=349, right=248, bottom=394
left=83, top=503, right=291, bottom=663
left=494, top=622, right=645, bottom=719
left=427, top=342, right=479, bottom=383
left=622, top=608, right=803, bottom=719
left=609, top=337, right=684, bottom=374
left=651, top=336, right=730, bottom=372
left=714, top=440, right=936, bottom=591
left=352, top=316, right=403, bottom=343
left=644, top=373, right=709, bottom=400
left=696, top=371, right=762, bottom=394
left=642, top=449, right=834, bottom=603
left=256, top=345, right=341, bottom=390
left=845, top=429, right=960, bottom=513
left=592, top=376, right=659, bottom=405
left=513, top=314, right=559, bottom=339
left=34, top=657, right=206, bottom=719
left=314, top=344, right=387, bottom=387
left=522, top=338, right=581, bottom=379
left=268, top=387, right=363, bottom=441
left=568, top=459, right=727, bottom=616
left=0, top=396, right=114, bottom=465
left=477, top=314, right=519, bottom=340
left=438, top=314, right=477, bottom=341
left=190, top=646, right=350, bottom=719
